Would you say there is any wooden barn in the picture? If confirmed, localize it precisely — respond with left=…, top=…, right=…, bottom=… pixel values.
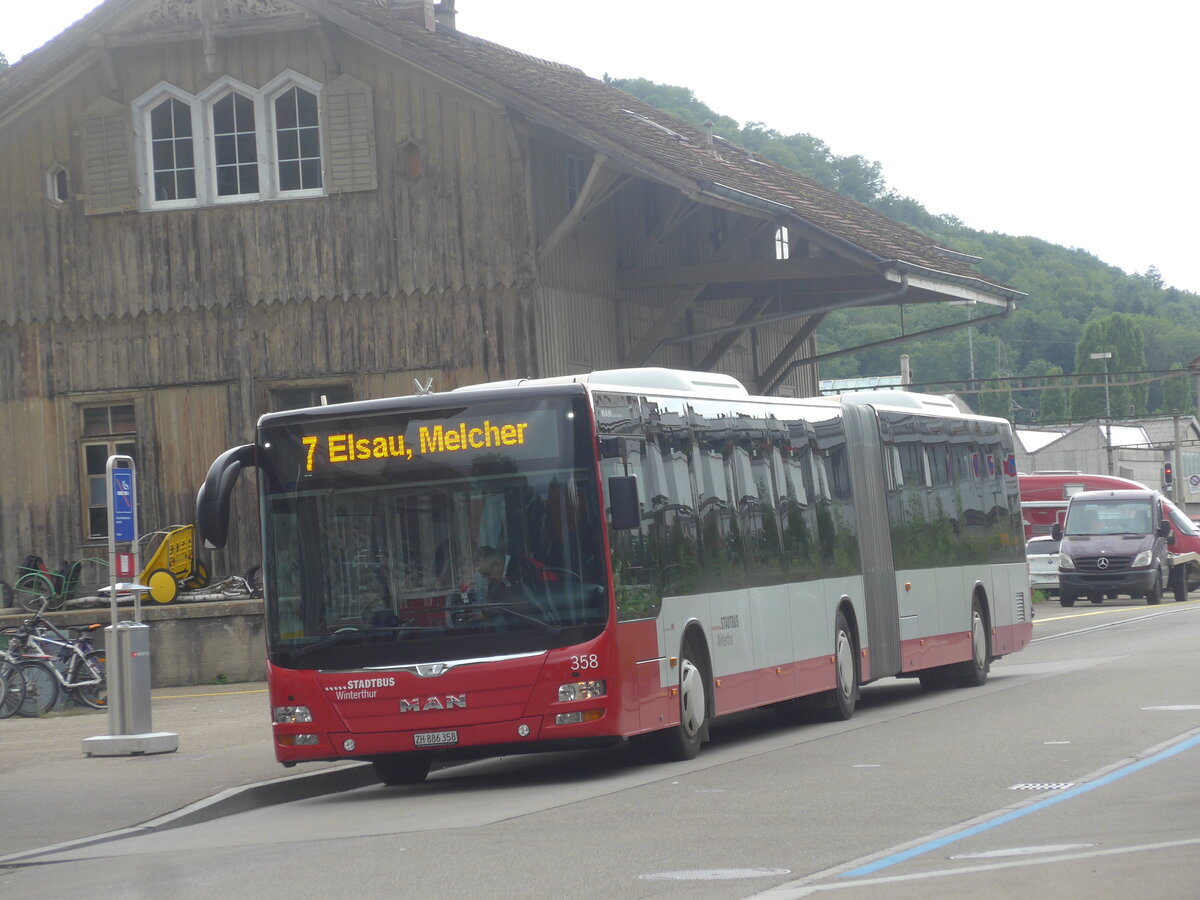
left=0, top=0, right=1022, bottom=582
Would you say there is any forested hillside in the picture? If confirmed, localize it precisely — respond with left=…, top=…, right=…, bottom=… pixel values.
left=609, top=77, right=1200, bottom=422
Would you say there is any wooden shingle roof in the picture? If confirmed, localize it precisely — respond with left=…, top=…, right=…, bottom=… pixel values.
left=0, top=0, right=1020, bottom=305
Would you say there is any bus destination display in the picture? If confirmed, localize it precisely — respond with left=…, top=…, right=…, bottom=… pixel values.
left=295, top=409, right=561, bottom=474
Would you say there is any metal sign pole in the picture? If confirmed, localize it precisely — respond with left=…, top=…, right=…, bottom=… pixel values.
left=82, top=455, right=178, bottom=757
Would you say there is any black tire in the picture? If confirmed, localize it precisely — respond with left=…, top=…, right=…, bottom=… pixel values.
left=0, top=658, right=26, bottom=718
left=646, top=636, right=709, bottom=761
left=16, top=659, right=60, bottom=717
left=918, top=666, right=952, bottom=691
left=951, top=598, right=990, bottom=688
left=1060, top=593, right=1076, bottom=608
left=1146, top=570, right=1163, bottom=605
left=826, top=610, right=859, bottom=719
left=15, top=572, right=58, bottom=613
left=373, top=752, right=432, bottom=786
left=1088, top=593, right=1104, bottom=605
left=1171, top=565, right=1189, bottom=602
left=243, top=564, right=264, bottom=597
left=184, top=560, right=210, bottom=590
left=70, top=650, right=107, bottom=710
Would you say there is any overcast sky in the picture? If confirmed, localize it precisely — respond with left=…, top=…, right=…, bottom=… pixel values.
left=7, top=1, right=1200, bottom=293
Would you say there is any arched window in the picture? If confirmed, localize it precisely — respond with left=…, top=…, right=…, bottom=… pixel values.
left=273, top=85, right=323, bottom=192
left=131, top=72, right=329, bottom=208
left=211, top=90, right=261, bottom=198
left=140, top=89, right=199, bottom=205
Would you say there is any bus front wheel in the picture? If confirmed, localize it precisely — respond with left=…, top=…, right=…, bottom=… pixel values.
left=647, top=636, right=709, bottom=761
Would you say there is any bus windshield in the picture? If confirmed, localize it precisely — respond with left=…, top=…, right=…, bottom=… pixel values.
left=257, top=393, right=608, bottom=669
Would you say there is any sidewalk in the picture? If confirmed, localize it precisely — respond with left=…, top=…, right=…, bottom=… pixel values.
left=0, top=682, right=374, bottom=861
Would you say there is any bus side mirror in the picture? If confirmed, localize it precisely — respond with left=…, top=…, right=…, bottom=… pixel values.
left=608, top=475, right=640, bottom=531
left=196, top=443, right=256, bottom=550
left=1050, top=522, right=1064, bottom=541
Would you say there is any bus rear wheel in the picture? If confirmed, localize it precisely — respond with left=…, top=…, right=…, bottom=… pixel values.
left=373, top=752, right=432, bottom=786
left=951, top=598, right=990, bottom=688
left=825, top=610, right=859, bottom=720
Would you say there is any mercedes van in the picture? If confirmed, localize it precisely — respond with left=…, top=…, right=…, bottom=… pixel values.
left=1051, top=489, right=1173, bottom=606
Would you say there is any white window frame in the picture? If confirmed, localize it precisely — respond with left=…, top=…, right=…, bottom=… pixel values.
left=133, top=82, right=206, bottom=210
left=131, top=72, right=325, bottom=210
left=45, top=163, right=69, bottom=205
left=198, top=76, right=268, bottom=205
left=264, top=71, right=326, bottom=199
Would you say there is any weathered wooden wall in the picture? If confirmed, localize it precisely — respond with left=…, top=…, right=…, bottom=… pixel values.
left=0, top=28, right=532, bottom=328
left=0, top=25, right=542, bottom=579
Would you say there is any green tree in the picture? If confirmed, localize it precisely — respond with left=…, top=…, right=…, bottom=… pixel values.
left=977, top=373, right=1013, bottom=420
left=1070, top=313, right=1147, bottom=420
left=0, top=50, right=9, bottom=73
left=1160, top=363, right=1193, bottom=416
left=1037, top=365, right=1070, bottom=423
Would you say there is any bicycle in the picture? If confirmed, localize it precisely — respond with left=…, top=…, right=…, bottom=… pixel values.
left=3, top=607, right=107, bottom=715
left=12, top=554, right=106, bottom=613
left=0, top=642, right=27, bottom=718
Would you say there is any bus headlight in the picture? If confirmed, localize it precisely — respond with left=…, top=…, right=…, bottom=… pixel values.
left=274, top=705, right=313, bottom=724
left=1133, top=550, right=1153, bottom=568
left=1058, top=553, right=1074, bottom=570
left=558, top=680, right=606, bottom=702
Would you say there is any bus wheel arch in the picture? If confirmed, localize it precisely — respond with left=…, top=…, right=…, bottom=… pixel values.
left=646, top=624, right=712, bottom=761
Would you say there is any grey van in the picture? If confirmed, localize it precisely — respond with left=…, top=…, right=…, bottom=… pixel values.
left=1051, top=489, right=1173, bottom=607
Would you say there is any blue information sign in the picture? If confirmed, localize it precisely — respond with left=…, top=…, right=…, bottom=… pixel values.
left=111, top=468, right=136, bottom=543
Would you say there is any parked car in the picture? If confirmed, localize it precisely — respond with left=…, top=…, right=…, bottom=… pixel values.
left=1026, top=535, right=1060, bottom=596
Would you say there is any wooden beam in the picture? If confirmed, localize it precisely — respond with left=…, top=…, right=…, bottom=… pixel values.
left=696, top=296, right=773, bottom=370
left=537, top=153, right=628, bottom=262
left=618, top=255, right=868, bottom=290
left=621, top=284, right=707, bottom=367
left=620, top=217, right=766, bottom=366
left=627, top=193, right=700, bottom=267
left=758, top=313, right=825, bottom=392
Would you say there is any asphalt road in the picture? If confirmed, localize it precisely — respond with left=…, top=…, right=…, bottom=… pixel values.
left=4, top=597, right=1200, bottom=899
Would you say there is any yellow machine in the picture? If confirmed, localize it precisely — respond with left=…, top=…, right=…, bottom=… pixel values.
left=140, top=525, right=209, bottom=604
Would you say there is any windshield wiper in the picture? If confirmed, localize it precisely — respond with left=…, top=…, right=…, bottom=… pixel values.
left=478, top=602, right=562, bottom=635
left=285, top=625, right=416, bottom=662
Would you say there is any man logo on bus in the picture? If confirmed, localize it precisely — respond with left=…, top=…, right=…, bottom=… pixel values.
left=399, top=695, right=467, bottom=713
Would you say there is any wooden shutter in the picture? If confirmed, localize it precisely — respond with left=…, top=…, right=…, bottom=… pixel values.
left=81, top=97, right=135, bottom=215
left=322, top=74, right=377, bottom=194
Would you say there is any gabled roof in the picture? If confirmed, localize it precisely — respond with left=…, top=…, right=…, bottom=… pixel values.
left=0, top=0, right=1022, bottom=308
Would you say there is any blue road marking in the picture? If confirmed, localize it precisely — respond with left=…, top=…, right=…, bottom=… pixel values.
left=841, top=731, right=1200, bottom=878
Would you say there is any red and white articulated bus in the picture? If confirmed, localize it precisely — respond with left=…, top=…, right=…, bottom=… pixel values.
left=197, top=368, right=1032, bottom=784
